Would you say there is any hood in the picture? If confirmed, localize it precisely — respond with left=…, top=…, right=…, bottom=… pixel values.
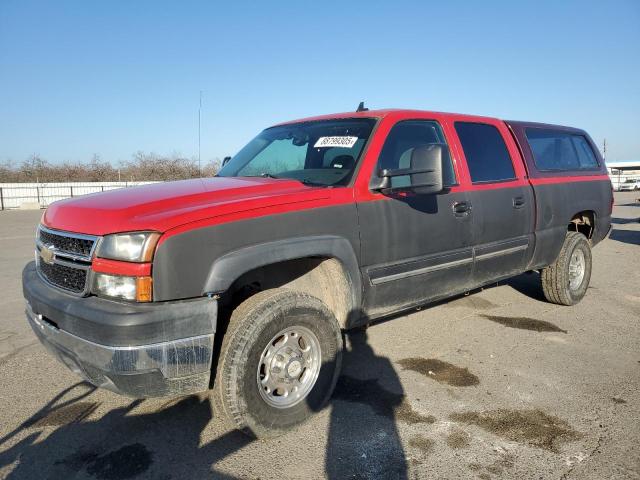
left=42, top=177, right=330, bottom=235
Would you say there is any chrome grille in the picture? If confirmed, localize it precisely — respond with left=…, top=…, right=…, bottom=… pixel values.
left=36, top=226, right=99, bottom=296
left=38, top=227, right=96, bottom=258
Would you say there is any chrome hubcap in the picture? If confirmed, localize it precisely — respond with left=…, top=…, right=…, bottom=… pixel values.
left=568, top=249, right=586, bottom=290
left=257, top=326, right=321, bottom=409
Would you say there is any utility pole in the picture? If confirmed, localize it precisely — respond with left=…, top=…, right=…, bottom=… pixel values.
left=602, top=138, right=607, bottom=162
left=198, top=91, right=202, bottom=176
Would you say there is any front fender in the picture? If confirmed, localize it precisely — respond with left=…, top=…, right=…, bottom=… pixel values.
left=152, top=203, right=362, bottom=302
left=202, top=235, right=362, bottom=308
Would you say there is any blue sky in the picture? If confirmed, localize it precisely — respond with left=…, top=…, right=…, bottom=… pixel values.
left=1, top=0, right=639, bottom=165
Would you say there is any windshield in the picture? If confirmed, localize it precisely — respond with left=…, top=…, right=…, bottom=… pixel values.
left=218, top=118, right=376, bottom=186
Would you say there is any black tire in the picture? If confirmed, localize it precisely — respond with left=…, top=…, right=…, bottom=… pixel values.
left=541, top=232, right=592, bottom=306
left=213, top=288, right=343, bottom=438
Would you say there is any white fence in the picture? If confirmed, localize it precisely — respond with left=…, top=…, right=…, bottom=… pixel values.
left=0, top=182, right=159, bottom=210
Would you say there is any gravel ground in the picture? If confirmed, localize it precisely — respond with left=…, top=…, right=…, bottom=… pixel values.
left=0, top=192, right=638, bottom=480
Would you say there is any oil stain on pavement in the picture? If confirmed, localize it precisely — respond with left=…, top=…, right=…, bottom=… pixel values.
left=480, top=314, right=568, bottom=333
left=445, top=427, right=471, bottom=449
left=450, top=408, right=582, bottom=452
left=469, top=454, right=516, bottom=478
left=397, top=357, right=480, bottom=387
left=396, top=399, right=436, bottom=424
left=408, top=435, right=435, bottom=455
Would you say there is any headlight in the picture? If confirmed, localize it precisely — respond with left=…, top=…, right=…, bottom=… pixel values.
left=93, top=273, right=153, bottom=302
left=97, top=232, right=160, bottom=262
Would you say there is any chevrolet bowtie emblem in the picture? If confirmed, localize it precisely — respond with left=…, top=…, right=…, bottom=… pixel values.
left=40, top=245, right=55, bottom=264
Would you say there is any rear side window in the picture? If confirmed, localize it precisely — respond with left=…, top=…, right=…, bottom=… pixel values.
left=525, top=128, right=599, bottom=171
left=455, top=122, right=515, bottom=183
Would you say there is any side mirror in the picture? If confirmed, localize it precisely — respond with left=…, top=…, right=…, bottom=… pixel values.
left=408, top=144, right=445, bottom=194
left=222, top=156, right=232, bottom=166
left=373, top=144, right=447, bottom=194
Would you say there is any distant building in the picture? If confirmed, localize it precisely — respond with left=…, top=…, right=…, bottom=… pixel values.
left=606, top=160, right=640, bottom=175
left=607, top=161, right=640, bottom=190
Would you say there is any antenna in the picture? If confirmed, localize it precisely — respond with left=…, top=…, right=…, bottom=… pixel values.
left=356, top=101, right=368, bottom=112
left=198, top=91, right=203, bottom=175
left=602, top=138, right=607, bottom=162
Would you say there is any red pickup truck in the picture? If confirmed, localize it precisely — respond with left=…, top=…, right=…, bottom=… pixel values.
left=23, top=108, right=612, bottom=437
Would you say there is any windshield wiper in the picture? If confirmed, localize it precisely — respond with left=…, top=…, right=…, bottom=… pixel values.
left=241, top=172, right=327, bottom=187
left=237, top=173, right=282, bottom=179
left=260, top=172, right=281, bottom=179
left=297, top=178, right=327, bottom=187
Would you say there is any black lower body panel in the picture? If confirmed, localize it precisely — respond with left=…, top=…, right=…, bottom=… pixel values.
left=22, top=262, right=217, bottom=397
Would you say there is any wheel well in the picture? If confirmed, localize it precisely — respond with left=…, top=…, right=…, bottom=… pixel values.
left=219, top=257, right=354, bottom=329
left=568, top=210, right=595, bottom=239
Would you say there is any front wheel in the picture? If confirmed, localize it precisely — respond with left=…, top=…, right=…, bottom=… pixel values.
left=541, top=231, right=592, bottom=306
left=213, top=288, right=343, bottom=438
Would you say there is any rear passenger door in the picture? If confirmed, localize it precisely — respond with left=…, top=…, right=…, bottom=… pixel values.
left=454, top=121, right=535, bottom=286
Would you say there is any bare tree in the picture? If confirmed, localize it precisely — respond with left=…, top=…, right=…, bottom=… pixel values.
left=20, top=154, right=52, bottom=183
left=0, top=152, right=222, bottom=183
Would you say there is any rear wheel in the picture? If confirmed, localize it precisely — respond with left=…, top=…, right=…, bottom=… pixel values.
left=213, top=288, right=342, bottom=438
left=541, top=231, right=592, bottom=306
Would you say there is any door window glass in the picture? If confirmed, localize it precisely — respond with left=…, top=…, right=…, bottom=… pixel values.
left=377, top=120, right=456, bottom=188
left=455, top=122, right=515, bottom=183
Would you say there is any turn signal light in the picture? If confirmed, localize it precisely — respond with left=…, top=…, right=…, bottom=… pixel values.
left=136, top=276, right=153, bottom=302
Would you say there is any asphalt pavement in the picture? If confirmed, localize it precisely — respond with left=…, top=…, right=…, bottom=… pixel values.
left=0, top=192, right=638, bottom=479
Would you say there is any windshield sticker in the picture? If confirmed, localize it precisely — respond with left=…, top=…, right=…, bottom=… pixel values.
left=313, top=136, right=358, bottom=148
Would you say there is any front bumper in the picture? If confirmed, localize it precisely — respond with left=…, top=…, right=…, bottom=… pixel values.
left=23, top=262, right=217, bottom=398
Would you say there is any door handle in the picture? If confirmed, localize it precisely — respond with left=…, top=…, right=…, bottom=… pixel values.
left=513, top=196, right=525, bottom=209
left=452, top=201, right=471, bottom=216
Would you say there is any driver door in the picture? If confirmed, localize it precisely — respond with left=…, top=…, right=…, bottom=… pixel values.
left=357, top=120, right=474, bottom=318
